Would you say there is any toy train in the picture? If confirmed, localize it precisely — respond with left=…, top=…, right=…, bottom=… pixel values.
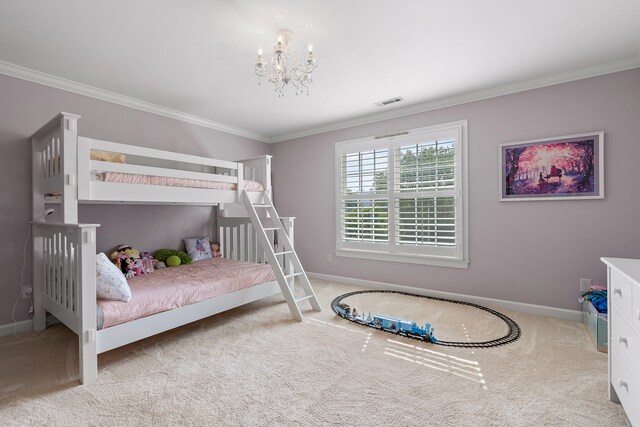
left=336, top=303, right=437, bottom=343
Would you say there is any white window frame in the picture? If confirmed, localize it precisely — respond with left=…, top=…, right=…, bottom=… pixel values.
left=334, top=120, right=469, bottom=269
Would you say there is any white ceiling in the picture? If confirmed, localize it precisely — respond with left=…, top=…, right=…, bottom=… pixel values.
left=1, top=0, right=639, bottom=142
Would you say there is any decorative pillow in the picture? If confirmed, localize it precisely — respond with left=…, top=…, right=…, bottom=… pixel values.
left=183, top=236, right=213, bottom=261
left=96, top=252, right=132, bottom=302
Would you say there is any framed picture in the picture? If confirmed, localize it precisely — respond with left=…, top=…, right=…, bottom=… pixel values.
left=499, top=131, right=604, bottom=201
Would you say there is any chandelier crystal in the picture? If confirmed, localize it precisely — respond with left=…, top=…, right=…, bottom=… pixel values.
left=255, top=30, right=317, bottom=97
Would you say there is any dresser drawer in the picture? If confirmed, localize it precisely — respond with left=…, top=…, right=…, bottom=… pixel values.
left=611, top=269, right=633, bottom=319
left=611, top=305, right=640, bottom=379
left=633, top=279, right=640, bottom=333
left=611, top=345, right=640, bottom=426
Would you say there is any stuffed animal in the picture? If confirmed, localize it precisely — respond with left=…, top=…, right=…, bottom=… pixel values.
left=110, top=244, right=140, bottom=261
left=139, top=252, right=155, bottom=274
left=166, top=255, right=182, bottom=267
left=154, top=249, right=192, bottom=265
left=113, top=254, right=129, bottom=276
left=211, top=242, right=222, bottom=258
left=123, top=256, right=144, bottom=278
left=125, top=260, right=136, bottom=278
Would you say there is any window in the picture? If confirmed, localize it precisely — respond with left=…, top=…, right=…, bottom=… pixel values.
left=335, top=120, right=468, bottom=268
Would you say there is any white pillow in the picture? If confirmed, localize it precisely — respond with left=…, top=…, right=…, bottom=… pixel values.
left=183, top=236, right=213, bottom=261
left=96, top=252, right=132, bottom=302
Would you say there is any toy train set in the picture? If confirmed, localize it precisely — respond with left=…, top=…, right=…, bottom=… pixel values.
left=331, top=290, right=521, bottom=348
left=334, top=302, right=438, bottom=342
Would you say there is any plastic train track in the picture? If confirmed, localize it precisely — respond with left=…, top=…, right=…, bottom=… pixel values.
left=331, top=290, right=521, bottom=348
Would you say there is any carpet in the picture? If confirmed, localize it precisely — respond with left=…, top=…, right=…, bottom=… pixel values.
left=0, top=279, right=631, bottom=426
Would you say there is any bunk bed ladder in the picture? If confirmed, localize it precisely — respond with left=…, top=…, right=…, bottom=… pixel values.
left=242, top=191, right=321, bottom=321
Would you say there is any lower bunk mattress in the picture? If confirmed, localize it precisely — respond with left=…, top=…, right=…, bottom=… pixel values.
left=97, top=257, right=275, bottom=330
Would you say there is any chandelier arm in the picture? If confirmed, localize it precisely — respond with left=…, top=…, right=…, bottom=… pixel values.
left=256, top=30, right=315, bottom=96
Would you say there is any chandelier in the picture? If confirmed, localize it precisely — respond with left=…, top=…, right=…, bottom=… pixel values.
left=255, top=30, right=317, bottom=97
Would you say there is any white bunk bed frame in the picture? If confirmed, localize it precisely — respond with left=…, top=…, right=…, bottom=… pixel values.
left=30, top=113, right=297, bottom=384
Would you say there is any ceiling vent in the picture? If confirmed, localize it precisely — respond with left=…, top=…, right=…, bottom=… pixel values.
left=375, top=96, right=404, bottom=107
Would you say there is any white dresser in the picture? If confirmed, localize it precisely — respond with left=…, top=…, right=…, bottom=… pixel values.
left=601, top=257, right=640, bottom=426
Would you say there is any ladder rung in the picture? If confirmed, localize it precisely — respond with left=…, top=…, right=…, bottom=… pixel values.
left=284, top=272, right=303, bottom=279
left=262, top=227, right=282, bottom=231
left=274, top=251, right=293, bottom=256
left=295, top=295, right=314, bottom=304
left=253, top=204, right=272, bottom=207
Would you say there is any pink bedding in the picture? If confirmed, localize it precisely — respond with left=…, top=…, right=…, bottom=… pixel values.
left=94, top=171, right=264, bottom=192
left=97, top=258, right=275, bottom=329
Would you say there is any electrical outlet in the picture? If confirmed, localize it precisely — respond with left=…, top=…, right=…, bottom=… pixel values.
left=21, top=286, right=33, bottom=300
left=580, top=279, right=592, bottom=292
left=327, top=253, right=333, bottom=263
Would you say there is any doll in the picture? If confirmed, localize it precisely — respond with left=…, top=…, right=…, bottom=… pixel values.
left=139, top=252, right=156, bottom=274
left=211, top=242, right=222, bottom=258
left=124, top=256, right=144, bottom=278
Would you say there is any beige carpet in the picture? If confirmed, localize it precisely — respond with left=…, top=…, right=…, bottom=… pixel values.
left=0, top=280, right=630, bottom=426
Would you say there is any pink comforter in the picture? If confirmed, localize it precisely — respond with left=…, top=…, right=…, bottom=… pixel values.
left=98, top=258, right=275, bottom=329
left=96, top=171, right=264, bottom=192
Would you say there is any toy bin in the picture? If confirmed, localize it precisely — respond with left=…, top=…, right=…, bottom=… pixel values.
left=582, top=300, right=607, bottom=353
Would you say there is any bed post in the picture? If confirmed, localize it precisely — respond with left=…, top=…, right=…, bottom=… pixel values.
left=60, top=114, right=80, bottom=223
left=77, top=225, right=98, bottom=384
left=32, top=137, right=46, bottom=331
left=236, top=162, right=244, bottom=203
left=31, top=224, right=46, bottom=331
left=264, top=155, right=272, bottom=201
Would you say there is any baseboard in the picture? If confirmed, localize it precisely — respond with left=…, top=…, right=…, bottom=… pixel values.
left=307, top=272, right=582, bottom=322
left=0, top=319, right=34, bottom=337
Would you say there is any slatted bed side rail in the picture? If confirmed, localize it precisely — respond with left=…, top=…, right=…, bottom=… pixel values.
left=238, top=155, right=272, bottom=199
left=218, top=216, right=295, bottom=269
left=77, top=137, right=245, bottom=202
left=31, top=113, right=81, bottom=223
left=32, top=222, right=100, bottom=384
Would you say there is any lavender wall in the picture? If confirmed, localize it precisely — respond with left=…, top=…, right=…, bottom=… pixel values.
left=0, top=74, right=270, bottom=324
left=271, top=68, right=640, bottom=311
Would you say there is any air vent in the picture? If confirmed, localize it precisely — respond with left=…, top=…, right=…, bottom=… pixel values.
left=375, top=96, right=404, bottom=107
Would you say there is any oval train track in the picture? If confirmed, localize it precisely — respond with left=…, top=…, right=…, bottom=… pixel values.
left=331, top=290, right=521, bottom=348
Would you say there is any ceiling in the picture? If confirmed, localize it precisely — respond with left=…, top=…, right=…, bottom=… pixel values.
left=1, top=0, right=639, bottom=142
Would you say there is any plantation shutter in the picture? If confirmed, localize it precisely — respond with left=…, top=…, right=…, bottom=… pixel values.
left=393, top=131, right=457, bottom=251
left=339, top=144, right=389, bottom=247
left=335, top=121, right=467, bottom=266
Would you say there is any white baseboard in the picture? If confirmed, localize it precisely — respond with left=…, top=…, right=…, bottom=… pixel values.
left=307, top=272, right=582, bottom=322
left=0, top=319, right=34, bottom=337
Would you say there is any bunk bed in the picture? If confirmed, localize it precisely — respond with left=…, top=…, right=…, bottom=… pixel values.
left=30, top=113, right=320, bottom=385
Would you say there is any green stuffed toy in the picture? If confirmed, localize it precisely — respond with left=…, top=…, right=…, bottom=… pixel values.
left=166, top=255, right=181, bottom=267
left=154, top=249, right=192, bottom=266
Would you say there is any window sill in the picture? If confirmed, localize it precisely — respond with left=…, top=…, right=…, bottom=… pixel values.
left=335, top=249, right=469, bottom=269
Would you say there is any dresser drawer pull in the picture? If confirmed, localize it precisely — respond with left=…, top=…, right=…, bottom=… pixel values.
left=619, top=378, right=629, bottom=389
left=618, top=335, right=628, bottom=345
left=613, top=287, right=622, bottom=296
left=637, top=309, right=640, bottom=321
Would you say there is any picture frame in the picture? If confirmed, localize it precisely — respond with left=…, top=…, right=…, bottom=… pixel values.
left=499, top=131, right=604, bottom=201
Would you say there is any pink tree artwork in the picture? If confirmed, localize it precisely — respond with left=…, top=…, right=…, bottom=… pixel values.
left=502, top=136, right=600, bottom=199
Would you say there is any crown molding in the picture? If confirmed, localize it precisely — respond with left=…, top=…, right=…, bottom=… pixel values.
left=2, top=56, right=639, bottom=144
left=270, top=55, right=640, bottom=143
left=0, top=60, right=270, bottom=142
